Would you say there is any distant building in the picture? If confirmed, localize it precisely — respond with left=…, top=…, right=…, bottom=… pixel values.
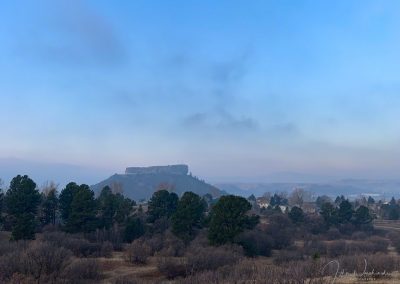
left=256, top=197, right=270, bottom=208
left=302, top=202, right=317, bottom=213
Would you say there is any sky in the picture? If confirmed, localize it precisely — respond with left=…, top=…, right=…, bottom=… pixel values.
left=1, top=0, right=400, bottom=183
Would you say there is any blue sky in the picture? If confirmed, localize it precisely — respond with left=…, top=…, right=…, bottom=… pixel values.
left=1, top=0, right=400, bottom=182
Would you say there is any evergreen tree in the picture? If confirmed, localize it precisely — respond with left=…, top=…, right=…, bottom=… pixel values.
left=288, top=206, right=304, bottom=224
left=389, top=206, right=400, bottom=220
left=335, top=195, right=346, bottom=205
left=5, top=175, right=41, bottom=240
left=367, top=196, right=375, bottom=205
left=147, top=190, right=178, bottom=223
left=97, top=186, right=117, bottom=229
left=114, top=193, right=135, bottom=224
left=97, top=186, right=135, bottom=229
left=172, top=191, right=206, bottom=241
left=338, top=200, right=353, bottom=223
left=59, top=182, right=80, bottom=223
left=315, top=195, right=332, bottom=208
left=124, top=218, right=145, bottom=242
left=65, top=185, right=97, bottom=233
left=208, top=195, right=259, bottom=245
left=320, top=202, right=338, bottom=227
left=247, top=194, right=256, bottom=202
left=40, top=187, right=58, bottom=226
left=353, top=205, right=372, bottom=225
left=270, top=193, right=288, bottom=206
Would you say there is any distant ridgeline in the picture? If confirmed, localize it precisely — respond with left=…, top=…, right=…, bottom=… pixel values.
left=91, top=164, right=223, bottom=201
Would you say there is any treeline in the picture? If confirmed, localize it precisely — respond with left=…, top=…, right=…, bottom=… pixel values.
left=0, top=175, right=260, bottom=248
left=257, top=193, right=374, bottom=235
left=0, top=175, right=376, bottom=250
left=0, top=175, right=135, bottom=240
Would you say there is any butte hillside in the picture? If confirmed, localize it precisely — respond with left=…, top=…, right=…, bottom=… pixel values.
left=91, top=164, right=223, bottom=201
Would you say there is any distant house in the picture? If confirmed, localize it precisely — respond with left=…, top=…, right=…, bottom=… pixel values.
left=256, top=197, right=269, bottom=208
left=279, top=205, right=289, bottom=213
left=302, top=202, right=317, bottom=213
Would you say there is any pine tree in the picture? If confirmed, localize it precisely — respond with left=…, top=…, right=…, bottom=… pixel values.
left=320, top=202, right=338, bottom=227
left=288, top=206, right=304, bottom=224
left=208, top=195, right=259, bottom=245
left=5, top=175, right=41, bottom=240
left=338, top=200, right=353, bottom=223
left=172, top=191, right=206, bottom=241
left=59, top=182, right=80, bottom=223
left=40, top=187, right=58, bottom=226
left=147, top=190, right=178, bottom=223
left=65, top=185, right=97, bottom=233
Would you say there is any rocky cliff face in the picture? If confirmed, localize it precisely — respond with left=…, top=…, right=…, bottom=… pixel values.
left=92, top=165, right=222, bottom=201
left=125, top=165, right=189, bottom=175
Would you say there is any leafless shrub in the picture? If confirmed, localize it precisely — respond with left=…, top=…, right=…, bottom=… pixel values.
left=346, top=241, right=374, bottom=255
left=155, top=232, right=185, bottom=257
left=185, top=244, right=243, bottom=273
left=266, top=213, right=294, bottom=249
left=157, top=257, right=187, bottom=279
left=63, top=258, right=101, bottom=282
left=326, top=240, right=346, bottom=257
left=66, top=239, right=101, bottom=257
left=387, top=231, right=400, bottom=253
left=303, top=239, right=327, bottom=257
left=0, top=240, right=28, bottom=256
left=180, top=259, right=325, bottom=284
left=190, top=230, right=209, bottom=247
left=337, top=237, right=389, bottom=255
left=325, top=228, right=341, bottom=240
left=304, top=214, right=327, bottom=235
left=26, top=241, right=72, bottom=282
left=100, top=241, right=114, bottom=258
left=367, top=236, right=389, bottom=253
left=338, top=223, right=357, bottom=236
left=124, top=239, right=152, bottom=264
left=235, top=229, right=273, bottom=257
left=351, top=231, right=368, bottom=240
left=8, top=273, right=35, bottom=284
left=87, top=225, right=123, bottom=251
left=336, top=254, right=397, bottom=273
left=40, top=231, right=102, bottom=257
left=274, top=249, right=304, bottom=264
left=0, top=241, right=72, bottom=283
left=0, top=250, right=27, bottom=281
left=145, top=234, right=164, bottom=254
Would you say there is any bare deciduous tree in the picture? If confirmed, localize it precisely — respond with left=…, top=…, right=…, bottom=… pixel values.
left=289, top=188, right=312, bottom=208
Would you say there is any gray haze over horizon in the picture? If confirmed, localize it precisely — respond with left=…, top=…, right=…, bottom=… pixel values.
left=1, top=158, right=400, bottom=198
left=2, top=2, right=400, bottom=182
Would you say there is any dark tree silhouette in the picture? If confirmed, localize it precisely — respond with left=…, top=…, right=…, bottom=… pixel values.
left=65, top=185, right=97, bottom=233
left=208, top=195, right=259, bottom=245
left=147, top=190, right=178, bottom=223
left=40, top=187, right=58, bottom=226
left=5, top=175, right=41, bottom=240
left=172, top=191, right=206, bottom=241
left=289, top=206, right=304, bottom=224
